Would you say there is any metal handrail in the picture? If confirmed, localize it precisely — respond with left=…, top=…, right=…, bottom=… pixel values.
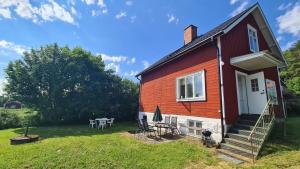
left=247, top=99, right=271, bottom=140
left=248, top=99, right=275, bottom=162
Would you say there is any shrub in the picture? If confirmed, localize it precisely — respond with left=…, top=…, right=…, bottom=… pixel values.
left=0, top=110, right=22, bottom=129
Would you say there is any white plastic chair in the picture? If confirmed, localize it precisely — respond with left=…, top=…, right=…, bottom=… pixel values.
left=98, top=120, right=106, bottom=130
left=107, top=118, right=115, bottom=127
left=89, top=120, right=96, bottom=128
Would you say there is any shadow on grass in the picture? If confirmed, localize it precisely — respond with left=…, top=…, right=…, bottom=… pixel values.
left=11, top=122, right=136, bottom=140
left=259, top=116, right=300, bottom=157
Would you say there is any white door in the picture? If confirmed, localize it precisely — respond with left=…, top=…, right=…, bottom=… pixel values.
left=237, top=73, right=249, bottom=115
left=246, top=72, right=267, bottom=114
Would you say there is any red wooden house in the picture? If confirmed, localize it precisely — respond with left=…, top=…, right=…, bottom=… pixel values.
left=136, top=3, right=286, bottom=161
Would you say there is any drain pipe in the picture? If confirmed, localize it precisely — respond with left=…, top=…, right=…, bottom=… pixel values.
left=211, top=36, right=225, bottom=142
left=136, top=75, right=142, bottom=121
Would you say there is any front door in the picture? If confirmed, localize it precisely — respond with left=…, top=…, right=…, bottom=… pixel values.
left=246, top=72, right=267, bottom=114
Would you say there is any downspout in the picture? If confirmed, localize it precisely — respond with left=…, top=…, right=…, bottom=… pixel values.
left=211, top=36, right=225, bottom=142
left=136, top=75, right=142, bottom=120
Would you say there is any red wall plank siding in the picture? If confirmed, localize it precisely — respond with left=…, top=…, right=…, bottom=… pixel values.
left=221, top=14, right=282, bottom=124
left=140, top=43, right=221, bottom=119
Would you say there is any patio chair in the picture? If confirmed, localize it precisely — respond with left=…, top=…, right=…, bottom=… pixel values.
left=164, top=116, right=171, bottom=134
left=142, top=119, right=157, bottom=137
left=89, top=120, right=96, bottom=128
left=170, top=117, right=180, bottom=135
left=134, top=120, right=145, bottom=139
left=98, top=120, right=106, bottom=130
left=107, top=118, right=115, bottom=127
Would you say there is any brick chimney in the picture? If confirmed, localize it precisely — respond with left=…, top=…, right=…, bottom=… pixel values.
left=184, top=25, right=197, bottom=45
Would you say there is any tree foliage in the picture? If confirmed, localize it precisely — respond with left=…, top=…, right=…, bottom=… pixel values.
left=280, top=40, right=300, bottom=95
left=5, top=44, right=139, bottom=124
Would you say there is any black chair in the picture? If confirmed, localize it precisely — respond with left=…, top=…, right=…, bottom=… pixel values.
left=170, top=117, right=180, bottom=135
left=142, top=119, right=157, bottom=137
left=134, top=120, right=145, bottom=139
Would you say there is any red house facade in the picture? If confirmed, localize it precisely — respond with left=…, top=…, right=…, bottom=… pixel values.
left=136, top=3, right=286, bottom=144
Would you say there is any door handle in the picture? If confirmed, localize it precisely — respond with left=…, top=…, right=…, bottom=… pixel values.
left=260, top=90, right=265, bottom=94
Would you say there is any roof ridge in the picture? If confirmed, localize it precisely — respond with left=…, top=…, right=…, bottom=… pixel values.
left=136, top=2, right=259, bottom=77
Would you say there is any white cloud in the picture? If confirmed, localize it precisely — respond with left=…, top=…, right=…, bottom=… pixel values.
left=276, top=36, right=283, bottom=42
left=230, top=1, right=248, bottom=17
left=130, top=15, right=136, bottom=23
left=82, top=0, right=97, bottom=5
left=100, top=53, right=127, bottom=62
left=0, top=0, right=75, bottom=24
left=167, top=14, right=179, bottom=24
left=0, top=40, right=29, bottom=55
left=0, top=78, right=7, bottom=96
left=230, top=0, right=240, bottom=5
left=127, top=57, right=136, bottom=64
left=278, top=3, right=292, bottom=11
left=277, top=3, right=300, bottom=36
left=97, top=0, right=106, bottom=8
left=71, top=6, right=77, bottom=15
left=116, top=11, right=127, bottom=19
left=105, top=62, right=120, bottom=73
left=124, top=70, right=138, bottom=76
left=282, top=40, right=296, bottom=51
left=0, top=8, right=11, bottom=19
left=143, top=60, right=150, bottom=69
left=126, top=1, right=133, bottom=6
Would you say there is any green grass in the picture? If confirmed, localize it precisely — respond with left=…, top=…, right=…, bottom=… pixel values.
left=0, top=117, right=299, bottom=169
left=0, top=122, right=224, bottom=169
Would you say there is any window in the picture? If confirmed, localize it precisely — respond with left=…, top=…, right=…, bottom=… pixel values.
left=266, top=79, right=278, bottom=105
left=251, top=78, right=259, bottom=92
left=176, top=70, right=206, bottom=101
left=247, top=24, right=259, bottom=52
left=188, top=120, right=203, bottom=137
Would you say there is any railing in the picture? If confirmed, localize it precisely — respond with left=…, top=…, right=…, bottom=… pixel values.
left=248, top=99, right=275, bottom=162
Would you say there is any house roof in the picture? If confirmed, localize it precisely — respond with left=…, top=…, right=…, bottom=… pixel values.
left=136, top=3, right=285, bottom=77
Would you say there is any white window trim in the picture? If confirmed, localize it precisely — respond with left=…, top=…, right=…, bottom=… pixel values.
left=247, top=24, right=259, bottom=53
left=176, top=70, right=206, bottom=102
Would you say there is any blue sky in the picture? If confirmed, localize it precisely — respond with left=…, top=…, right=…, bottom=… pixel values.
left=0, top=0, right=300, bottom=93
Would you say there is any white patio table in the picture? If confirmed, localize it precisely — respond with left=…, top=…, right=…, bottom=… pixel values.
left=95, top=118, right=110, bottom=128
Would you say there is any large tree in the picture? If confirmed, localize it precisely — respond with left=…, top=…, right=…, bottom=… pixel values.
left=280, top=40, right=300, bottom=95
left=5, top=44, right=138, bottom=123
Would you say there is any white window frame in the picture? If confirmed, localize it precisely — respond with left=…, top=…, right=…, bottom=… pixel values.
left=187, top=119, right=203, bottom=138
left=247, top=24, right=259, bottom=53
left=176, top=70, right=206, bottom=102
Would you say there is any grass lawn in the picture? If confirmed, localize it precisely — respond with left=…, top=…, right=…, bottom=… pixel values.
left=0, top=117, right=299, bottom=169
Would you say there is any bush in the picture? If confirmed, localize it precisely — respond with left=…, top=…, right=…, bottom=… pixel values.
left=0, top=110, right=22, bottom=129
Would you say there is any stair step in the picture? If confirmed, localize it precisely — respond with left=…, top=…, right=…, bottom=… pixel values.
left=237, top=119, right=257, bottom=126
left=220, top=143, right=257, bottom=158
left=239, top=114, right=260, bottom=121
left=227, top=133, right=263, bottom=143
left=224, top=138, right=258, bottom=151
left=234, top=124, right=267, bottom=133
left=217, top=149, right=253, bottom=163
left=230, top=129, right=265, bottom=138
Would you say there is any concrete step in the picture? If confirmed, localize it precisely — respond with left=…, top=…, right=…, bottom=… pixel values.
left=227, top=133, right=263, bottom=143
left=239, top=114, right=260, bottom=121
left=234, top=124, right=267, bottom=133
left=220, top=143, right=257, bottom=159
left=237, top=119, right=257, bottom=126
left=224, top=138, right=258, bottom=151
left=230, top=129, right=265, bottom=138
left=217, top=149, right=253, bottom=163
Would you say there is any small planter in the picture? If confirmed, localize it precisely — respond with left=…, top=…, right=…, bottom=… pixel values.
left=10, top=135, right=39, bottom=145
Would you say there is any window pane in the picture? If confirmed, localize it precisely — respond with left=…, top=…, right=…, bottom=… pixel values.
left=188, top=129, right=194, bottom=134
left=251, top=79, right=259, bottom=92
left=196, top=121, right=202, bottom=128
left=196, top=130, right=202, bottom=136
left=186, top=76, right=193, bottom=98
left=189, top=121, right=194, bottom=127
left=179, top=78, right=185, bottom=99
left=194, top=73, right=203, bottom=97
